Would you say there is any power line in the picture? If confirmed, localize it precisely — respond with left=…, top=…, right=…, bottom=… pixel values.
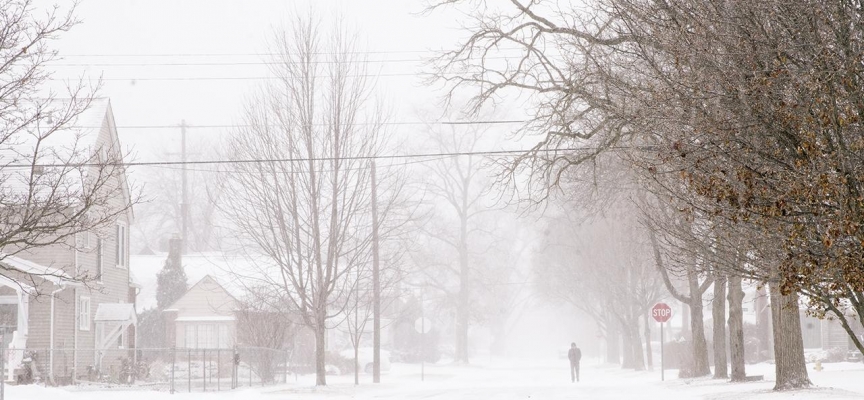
left=6, top=146, right=654, bottom=169
left=149, top=154, right=451, bottom=175
left=73, top=120, right=528, bottom=130
left=58, top=50, right=439, bottom=57
left=56, top=48, right=528, bottom=58
left=48, top=72, right=418, bottom=81
left=47, top=55, right=517, bottom=68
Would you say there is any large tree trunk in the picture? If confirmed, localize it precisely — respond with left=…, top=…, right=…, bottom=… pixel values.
left=712, top=274, right=728, bottom=379
left=644, top=313, right=653, bottom=369
left=630, top=321, right=646, bottom=371
left=756, top=285, right=772, bottom=361
left=620, top=319, right=645, bottom=370
left=688, top=271, right=711, bottom=377
left=315, top=320, right=327, bottom=386
left=727, top=274, right=746, bottom=381
left=606, top=320, right=620, bottom=364
left=681, top=301, right=691, bottom=340
left=621, top=322, right=635, bottom=369
left=769, top=285, right=810, bottom=390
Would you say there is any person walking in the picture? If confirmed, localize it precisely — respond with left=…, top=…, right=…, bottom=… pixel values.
left=568, top=342, right=581, bottom=382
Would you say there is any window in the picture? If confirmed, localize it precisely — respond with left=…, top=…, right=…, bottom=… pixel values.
left=199, top=325, right=216, bottom=348
left=116, top=223, right=127, bottom=267
left=96, top=238, right=103, bottom=281
left=218, top=325, right=229, bottom=348
left=183, top=324, right=228, bottom=348
left=78, top=297, right=90, bottom=331
left=185, top=324, right=197, bottom=348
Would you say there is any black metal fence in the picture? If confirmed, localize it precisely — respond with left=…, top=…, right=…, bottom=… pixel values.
left=2, top=346, right=300, bottom=393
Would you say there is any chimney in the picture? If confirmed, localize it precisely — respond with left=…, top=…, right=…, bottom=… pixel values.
left=169, top=235, right=183, bottom=266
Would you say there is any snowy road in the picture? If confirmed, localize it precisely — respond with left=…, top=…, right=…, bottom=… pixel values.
left=8, top=358, right=864, bottom=400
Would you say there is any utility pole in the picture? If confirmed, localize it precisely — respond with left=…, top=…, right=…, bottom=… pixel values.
left=180, top=120, right=189, bottom=254
left=371, top=160, right=381, bottom=383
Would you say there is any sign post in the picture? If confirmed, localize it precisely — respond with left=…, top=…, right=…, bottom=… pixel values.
left=414, top=316, right=431, bottom=381
left=651, top=303, right=673, bottom=381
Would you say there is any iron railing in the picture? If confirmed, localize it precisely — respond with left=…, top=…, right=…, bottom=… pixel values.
left=1, top=346, right=301, bottom=394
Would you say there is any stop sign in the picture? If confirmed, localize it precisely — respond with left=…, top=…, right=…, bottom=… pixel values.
left=652, top=303, right=673, bottom=323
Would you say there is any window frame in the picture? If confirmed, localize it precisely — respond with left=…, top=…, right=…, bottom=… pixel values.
left=115, top=222, right=127, bottom=268
left=96, top=238, right=104, bottom=282
left=78, top=297, right=91, bottom=331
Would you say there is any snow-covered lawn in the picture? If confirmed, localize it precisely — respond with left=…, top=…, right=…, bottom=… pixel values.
left=7, top=358, right=864, bottom=399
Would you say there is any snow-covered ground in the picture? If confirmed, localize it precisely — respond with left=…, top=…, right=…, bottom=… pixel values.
left=7, top=358, right=864, bottom=400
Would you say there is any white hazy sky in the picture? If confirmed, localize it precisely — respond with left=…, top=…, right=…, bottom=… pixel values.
left=40, top=0, right=478, bottom=163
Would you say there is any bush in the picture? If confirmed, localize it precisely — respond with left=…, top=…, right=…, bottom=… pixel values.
left=825, top=347, right=848, bottom=363
left=324, top=351, right=353, bottom=375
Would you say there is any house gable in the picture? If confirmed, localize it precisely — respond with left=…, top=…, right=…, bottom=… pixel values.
left=168, top=275, right=237, bottom=319
left=93, top=100, right=134, bottom=225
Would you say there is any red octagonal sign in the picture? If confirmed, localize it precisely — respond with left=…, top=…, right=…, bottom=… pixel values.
left=652, top=303, right=672, bottom=323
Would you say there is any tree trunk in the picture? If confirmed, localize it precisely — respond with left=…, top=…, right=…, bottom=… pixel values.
left=727, top=274, right=746, bottom=381
left=315, top=321, right=327, bottom=386
left=354, top=345, right=360, bottom=385
left=629, top=321, right=646, bottom=371
left=456, top=212, right=470, bottom=363
left=688, top=271, right=711, bottom=377
left=769, top=285, right=811, bottom=390
left=644, top=313, right=653, bottom=369
left=606, top=321, right=620, bottom=364
left=712, top=274, right=728, bottom=379
left=456, top=279, right=469, bottom=363
left=756, top=285, right=772, bottom=361
left=621, top=322, right=634, bottom=369
left=681, top=301, right=691, bottom=340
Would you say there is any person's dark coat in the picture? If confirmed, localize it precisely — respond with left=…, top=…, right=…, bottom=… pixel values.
left=568, top=347, right=582, bottom=365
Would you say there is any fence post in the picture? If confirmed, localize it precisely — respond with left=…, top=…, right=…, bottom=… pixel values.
left=1, top=344, right=5, bottom=400
left=170, top=347, right=176, bottom=394
left=217, top=349, right=220, bottom=391
left=187, top=349, right=191, bottom=393
left=202, top=349, right=206, bottom=392
left=284, top=349, right=289, bottom=384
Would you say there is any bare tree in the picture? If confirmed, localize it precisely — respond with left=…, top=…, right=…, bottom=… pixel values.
left=0, top=0, right=135, bottom=293
left=132, top=138, right=225, bottom=254
left=536, top=193, right=664, bottom=371
left=218, top=12, right=404, bottom=386
left=412, top=117, right=508, bottom=363
left=427, top=0, right=842, bottom=389
left=235, top=286, right=298, bottom=383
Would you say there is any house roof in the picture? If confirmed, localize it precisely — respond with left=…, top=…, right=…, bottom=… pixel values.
left=0, top=98, right=134, bottom=222
left=94, top=302, right=137, bottom=323
left=0, top=254, right=80, bottom=287
left=175, top=316, right=236, bottom=322
left=167, top=274, right=239, bottom=312
left=130, top=252, right=274, bottom=310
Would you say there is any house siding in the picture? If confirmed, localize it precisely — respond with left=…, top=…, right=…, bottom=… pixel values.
left=7, top=101, right=136, bottom=382
left=168, top=277, right=237, bottom=349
